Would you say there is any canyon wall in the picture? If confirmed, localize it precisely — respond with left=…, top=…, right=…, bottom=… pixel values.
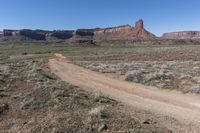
left=94, top=19, right=156, bottom=42
left=1, top=19, right=156, bottom=43
left=162, top=31, right=200, bottom=39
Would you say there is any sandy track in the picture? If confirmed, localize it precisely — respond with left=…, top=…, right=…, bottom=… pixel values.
left=49, top=54, right=200, bottom=131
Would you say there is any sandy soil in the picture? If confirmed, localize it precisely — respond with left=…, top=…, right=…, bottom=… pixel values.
left=49, top=54, right=200, bottom=132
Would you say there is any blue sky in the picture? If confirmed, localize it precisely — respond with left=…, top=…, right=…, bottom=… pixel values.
left=0, top=0, right=200, bottom=36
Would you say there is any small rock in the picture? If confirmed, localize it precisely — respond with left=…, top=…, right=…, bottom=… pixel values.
left=0, top=87, right=7, bottom=92
left=0, top=103, right=9, bottom=114
left=143, top=119, right=152, bottom=124
left=98, top=124, right=108, bottom=132
left=12, top=93, right=23, bottom=99
left=0, top=93, right=9, bottom=97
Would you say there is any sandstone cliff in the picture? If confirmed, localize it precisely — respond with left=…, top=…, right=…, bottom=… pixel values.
left=162, top=31, right=200, bottom=39
left=1, top=19, right=156, bottom=43
left=0, top=31, right=3, bottom=37
left=94, top=19, right=156, bottom=42
left=46, top=30, right=74, bottom=41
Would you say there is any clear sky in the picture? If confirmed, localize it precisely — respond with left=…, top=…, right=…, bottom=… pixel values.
left=0, top=0, right=200, bottom=36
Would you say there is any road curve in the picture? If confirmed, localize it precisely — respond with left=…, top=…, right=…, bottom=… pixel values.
left=49, top=54, right=200, bottom=131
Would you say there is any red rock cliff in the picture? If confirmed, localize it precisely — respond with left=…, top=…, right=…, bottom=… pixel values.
left=162, top=31, right=200, bottom=39
left=94, top=19, right=156, bottom=42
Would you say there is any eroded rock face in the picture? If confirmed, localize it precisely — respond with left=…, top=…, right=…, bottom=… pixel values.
left=75, top=29, right=94, bottom=36
left=162, top=31, right=200, bottom=39
left=0, top=31, right=3, bottom=37
left=46, top=30, right=74, bottom=40
left=1, top=19, right=156, bottom=43
left=134, top=19, right=156, bottom=39
left=135, top=19, right=144, bottom=30
left=95, top=25, right=132, bottom=35
left=94, top=19, right=156, bottom=42
left=3, top=29, right=20, bottom=36
left=20, top=29, right=48, bottom=40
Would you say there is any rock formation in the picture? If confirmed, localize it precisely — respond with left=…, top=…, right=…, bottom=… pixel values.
left=19, top=29, right=47, bottom=40
left=67, top=29, right=94, bottom=44
left=135, top=19, right=144, bottom=29
left=3, top=30, right=20, bottom=36
left=0, top=31, right=3, bottom=37
left=46, top=30, right=74, bottom=41
left=0, top=19, right=156, bottom=43
left=75, top=29, right=94, bottom=36
left=134, top=19, right=156, bottom=39
left=162, top=31, right=200, bottom=39
left=94, top=19, right=156, bottom=42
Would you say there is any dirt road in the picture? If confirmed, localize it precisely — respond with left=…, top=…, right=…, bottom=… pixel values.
left=49, top=54, right=200, bottom=131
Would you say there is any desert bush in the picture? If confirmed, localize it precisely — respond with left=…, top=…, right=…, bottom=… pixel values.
left=21, top=97, right=44, bottom=110
left=89, top=107, right=107, bottom=119
left=191, top=85, right=200, bottom=94
left=93, top=91, right=103, bottom=102
left=125, top=70, right=144, bottom=83
left=93, top=91, right=117, bottom=104
left=0, top=65, right=11, bottom=76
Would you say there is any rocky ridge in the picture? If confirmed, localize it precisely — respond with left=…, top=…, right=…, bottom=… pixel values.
left=162, top=31, right=200, bottom=39
left=0, top=19, right=156, bottom=43
left=0, top=31, right=3, bottom=37
left=94, top=19, right=156, bottom=42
